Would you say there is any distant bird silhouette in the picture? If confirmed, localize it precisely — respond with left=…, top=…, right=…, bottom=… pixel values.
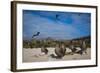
left=56, top=14, right=59, bottom=20
left=32, top=32, right=40, bottom=38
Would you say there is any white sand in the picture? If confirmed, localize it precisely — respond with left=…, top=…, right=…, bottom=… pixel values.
left=23, top=47, right=91, bottom=62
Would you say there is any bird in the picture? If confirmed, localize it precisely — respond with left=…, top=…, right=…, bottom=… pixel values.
left=56, top=14, right=59, bottom=20
left=41, top=47, right=48, bottom=54
left=32, top=32, right=40, bottom=38
left=54, top=44, right=66, bottom=59
left=79, top=41, right=87, bottom=55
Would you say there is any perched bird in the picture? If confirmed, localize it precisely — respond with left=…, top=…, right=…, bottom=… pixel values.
left=69, top=41, right=77, bottom=55
left=69, top=45, right=77, bottom=53
left=41, top=47, right=48, bottom=54
left=55, top=44, right=66, bottom=59
left=79, top=40, right=87, bottom=55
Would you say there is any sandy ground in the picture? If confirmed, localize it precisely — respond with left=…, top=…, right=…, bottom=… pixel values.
left=23, top=47, right=91, bottom=63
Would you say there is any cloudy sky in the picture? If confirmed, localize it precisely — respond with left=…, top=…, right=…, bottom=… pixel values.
left=23, top=10, right=91, bottom=40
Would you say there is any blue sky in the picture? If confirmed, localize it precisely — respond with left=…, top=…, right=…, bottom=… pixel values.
left=23, top=10, right=91, bottom=40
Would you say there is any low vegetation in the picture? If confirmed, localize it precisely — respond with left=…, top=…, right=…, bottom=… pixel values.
left=23, top=36, right=91, bottom=49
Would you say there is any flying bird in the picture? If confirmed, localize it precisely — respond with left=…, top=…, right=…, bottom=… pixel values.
left=32, top=32, right=40, bottom=38
left=56, top=14, right=59, bottom=20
